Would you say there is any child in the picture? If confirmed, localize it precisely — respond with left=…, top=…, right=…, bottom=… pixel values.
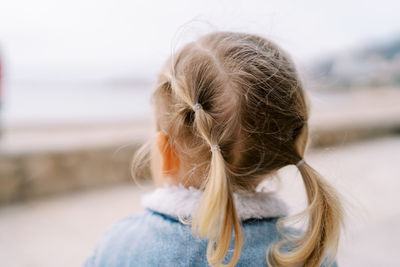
left=84, top=31, right=343, bottom=267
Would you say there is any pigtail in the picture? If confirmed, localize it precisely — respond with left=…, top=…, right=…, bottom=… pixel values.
left=269, top=160, right=344, bottom=267
left=191, top=106, right=243, bottom=267
left=168, top=73, right=244, bottom=266
left=192, top=146, right=243, bottom=267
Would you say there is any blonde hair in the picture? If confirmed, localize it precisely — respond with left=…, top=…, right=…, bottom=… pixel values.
left=137, top=31, right=343, bottom=267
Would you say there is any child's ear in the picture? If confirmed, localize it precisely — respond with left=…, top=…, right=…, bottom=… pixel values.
left=156, top=132, right=180, bottom=175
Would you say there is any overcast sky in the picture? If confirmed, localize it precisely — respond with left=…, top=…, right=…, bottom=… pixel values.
left=1, top=0, right=400, bottom=83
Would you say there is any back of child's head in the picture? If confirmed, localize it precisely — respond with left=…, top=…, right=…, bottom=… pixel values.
left=148, top=31, right=343, bottom=267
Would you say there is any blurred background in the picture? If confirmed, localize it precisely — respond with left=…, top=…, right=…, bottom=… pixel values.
left=0, top=0, right=399, bottom=266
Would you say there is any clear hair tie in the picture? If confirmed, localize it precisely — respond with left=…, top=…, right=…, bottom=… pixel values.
left=210, top=145, right=221, bottom=152
left=296, top=159, right=305, bottom=168
left=193, top=103, right=202, bottom=111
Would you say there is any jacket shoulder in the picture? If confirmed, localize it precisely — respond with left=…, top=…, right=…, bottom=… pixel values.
left=83, top=211, right=152, bottom=267
left=83, top=210, right=202, bottom=266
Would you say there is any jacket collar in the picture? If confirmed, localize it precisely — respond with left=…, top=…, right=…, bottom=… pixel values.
left=141, top=184, right=288, bottom=221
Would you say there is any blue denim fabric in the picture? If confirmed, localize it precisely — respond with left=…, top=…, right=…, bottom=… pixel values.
left=84, top=210, right=337, bottom=266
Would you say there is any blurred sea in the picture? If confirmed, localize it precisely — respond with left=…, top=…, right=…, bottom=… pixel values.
left=2, top=84, right=153, bottom=128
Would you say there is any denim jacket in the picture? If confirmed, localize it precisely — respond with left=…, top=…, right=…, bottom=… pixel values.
left=84, top=185, right=336, bottom=266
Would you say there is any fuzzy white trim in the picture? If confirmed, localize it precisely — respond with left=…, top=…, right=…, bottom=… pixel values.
left=141, top=184, right=288, bottom=221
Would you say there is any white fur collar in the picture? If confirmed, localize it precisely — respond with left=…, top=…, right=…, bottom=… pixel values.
left=141, top=184, right=288, bottom=221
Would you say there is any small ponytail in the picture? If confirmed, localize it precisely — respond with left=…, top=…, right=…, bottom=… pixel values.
left=192, top=147, right=243, bottom=267
left=269, top=160, right=344, bottom=267
left=185, top=102, right=243, bottom=267
left=167, top=77, right=244, bottom=267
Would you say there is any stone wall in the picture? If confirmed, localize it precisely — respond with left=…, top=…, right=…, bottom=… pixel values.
left=0, top=144, right=144, bottom=204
